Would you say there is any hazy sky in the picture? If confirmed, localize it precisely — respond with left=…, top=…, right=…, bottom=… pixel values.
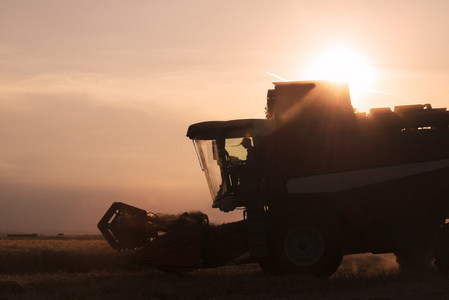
left=1, top=0, right=449, bottom=233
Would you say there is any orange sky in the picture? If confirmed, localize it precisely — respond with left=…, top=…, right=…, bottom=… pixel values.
left=1, top=0, right=449, bottom=233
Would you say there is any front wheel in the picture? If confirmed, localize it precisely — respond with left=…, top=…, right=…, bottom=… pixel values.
left=263, top=205, right=343, bottom=277
left=394, top=248, right=434, bottom=272
left=284, top=225, right=325, bottom=267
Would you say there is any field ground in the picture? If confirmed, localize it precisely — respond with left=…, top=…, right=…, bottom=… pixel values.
left=1, top=235, right=449, bottom=299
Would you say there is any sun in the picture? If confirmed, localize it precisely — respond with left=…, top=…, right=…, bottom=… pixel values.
left=303, top=46, right=376, bottom=103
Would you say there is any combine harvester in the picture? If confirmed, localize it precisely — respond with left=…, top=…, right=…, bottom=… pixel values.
left=98, top=81, right=449, bottom=276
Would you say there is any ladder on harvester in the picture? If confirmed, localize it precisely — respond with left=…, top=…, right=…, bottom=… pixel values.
left=245, top=200, right=268, bottom=259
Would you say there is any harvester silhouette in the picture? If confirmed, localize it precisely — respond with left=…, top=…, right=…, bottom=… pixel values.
left=99, top=81, right=449, bottom=276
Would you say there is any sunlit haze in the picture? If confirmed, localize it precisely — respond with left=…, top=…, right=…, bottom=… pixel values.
left=1, top=0, right=449, bottom=234
left=302, top=45, right=376, bottom=109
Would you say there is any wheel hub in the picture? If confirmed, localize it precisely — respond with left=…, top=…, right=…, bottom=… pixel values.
left=284, top=225, right=325, bottom=267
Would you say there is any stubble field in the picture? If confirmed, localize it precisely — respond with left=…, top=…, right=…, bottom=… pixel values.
left=1, top=235, right=449, bottom=300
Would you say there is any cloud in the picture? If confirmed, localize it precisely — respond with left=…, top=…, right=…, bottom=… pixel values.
left=0, top=89, right=201, bottom=186
left=0, top=160, right=23, bottom=175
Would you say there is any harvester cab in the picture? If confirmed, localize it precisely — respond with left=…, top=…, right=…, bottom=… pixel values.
left=99, top=80, right=449, bottom=276
left=186, top=119, right=271, bottom=212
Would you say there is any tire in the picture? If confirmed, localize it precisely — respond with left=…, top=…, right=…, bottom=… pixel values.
left=264, top=204, right=343, bottom=277
left=433, top=223, right=449, bottom=274
left=394, top=248, right=434, bottom=272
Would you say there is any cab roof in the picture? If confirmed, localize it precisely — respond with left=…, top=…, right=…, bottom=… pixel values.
left=187, top=119, right=270, bottom=140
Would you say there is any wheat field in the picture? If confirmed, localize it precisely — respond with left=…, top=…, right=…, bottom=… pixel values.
left=1, top=235, right=449, bottom=300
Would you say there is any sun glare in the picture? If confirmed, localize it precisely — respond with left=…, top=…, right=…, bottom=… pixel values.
left=303, top=46, right=376, bottom=103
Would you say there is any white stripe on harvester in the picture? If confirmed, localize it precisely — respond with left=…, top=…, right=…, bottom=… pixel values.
left=287, top=159, right=449, bottom=193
